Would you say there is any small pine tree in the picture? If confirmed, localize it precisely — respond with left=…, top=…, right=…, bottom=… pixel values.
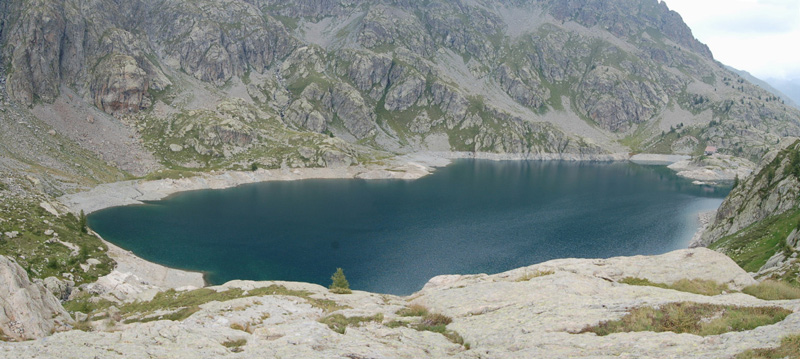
left=250, top=162, right=259, bottom=171
left=79, top=210, right=88, bottom=234
left=732, top=174, right=739, bottom=189
left=329, top=268, right=352, bottom=294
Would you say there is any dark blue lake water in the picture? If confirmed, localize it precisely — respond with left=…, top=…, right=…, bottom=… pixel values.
left=89, top=160, right=729, bottom=295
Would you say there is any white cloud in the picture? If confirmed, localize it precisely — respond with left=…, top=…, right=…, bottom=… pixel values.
left=662, top=0, right=800, bottom=79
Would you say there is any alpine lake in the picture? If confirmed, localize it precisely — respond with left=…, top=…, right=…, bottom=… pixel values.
left=89, top=160, right=729, bottom=295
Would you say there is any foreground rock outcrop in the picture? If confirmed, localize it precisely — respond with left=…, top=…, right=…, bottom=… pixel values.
left=0, top=256, right=72, bottom=341
left=2, top=248, right=798, bottom=358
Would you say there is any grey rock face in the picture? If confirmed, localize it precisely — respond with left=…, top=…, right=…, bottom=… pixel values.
left=384, top=73, right=425, bottom=112
left=90, top=54, right=150, bottom=114
left=2, top=0, right=800, bottom=166
left=330, top=83, right=377, bottom=139
left=148, top=0, right=295, bottom=86
left=495, top=64, right=548, bottom=109
left=0, top=256, right=72, bottom=341
left=575, top=67, right=666, bottom=132
left=545, top=0, right=713, bottom=59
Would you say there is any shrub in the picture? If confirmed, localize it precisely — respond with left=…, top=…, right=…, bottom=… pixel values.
left=329, top=268, right=352, bottom=294
left=743, top=280, right=800, bottom=300
left=250, top=162, right=258, bottom=171
left=79, top=210, right=88, bottom=234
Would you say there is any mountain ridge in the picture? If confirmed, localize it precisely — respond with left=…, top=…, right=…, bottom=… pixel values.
left=1, top=0, right=798, bottom=178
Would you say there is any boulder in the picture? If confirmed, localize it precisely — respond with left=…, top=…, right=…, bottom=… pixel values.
left=41, top=276, right=75, bottom=301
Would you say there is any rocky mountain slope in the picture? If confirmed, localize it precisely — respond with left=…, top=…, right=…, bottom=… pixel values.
left=698, top=138, right=800, bottom=283
left=1, top=0, right=799, bottom=175
left=726, top=66, right=799, bottom=110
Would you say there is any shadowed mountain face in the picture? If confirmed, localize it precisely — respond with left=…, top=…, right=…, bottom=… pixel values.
left=1, top=0, right=799, bottom=172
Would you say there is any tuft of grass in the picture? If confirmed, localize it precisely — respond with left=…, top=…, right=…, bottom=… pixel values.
left=517, top=269, right=555, bottom=282
left=385, top=320, right=409, bottom=328
left=72, top=320, right=93, bottom=332
left=230, top=322, right=256, bottom=334
left=419, top=313, right=452, bottom=327
left=736, top=334, right=800, bottom=359
left=619, top=277, right=730, bottom=296
left=743, top=280, right=800, bottom=300
left=387, top=311, right=468, bottom=348
left=579, top=302, right=791, bottom=337
left=319, top=313, right=384, bottom=334
left=397, top=304, right=429, bottom=317
left=415, top=313, right=467, bottom=347
left=221, top=339, right=247, bottom=353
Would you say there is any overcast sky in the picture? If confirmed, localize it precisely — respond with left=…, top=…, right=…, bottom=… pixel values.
left=662, top=0, right=800, bottom=80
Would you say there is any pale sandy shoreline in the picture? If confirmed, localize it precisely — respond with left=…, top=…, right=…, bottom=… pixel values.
left=59, top=151, right=701, bottom=292
left=59, top=151, right=637, bottom=215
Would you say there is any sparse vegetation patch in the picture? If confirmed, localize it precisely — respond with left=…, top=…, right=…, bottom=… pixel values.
left=319, top=313, right=384, bottom=334
left=736, top=334, right=800, bottom=359
left=710, top=208, right=800, bottom=274
left=517, top=269, right=555, bottom=281
left=64, top=284, right=346, bottom=326
left=743, top=280, right=800, bottom=301
left=222, top=338, right=247, bottom=353
left=397, top=303, right=429, bottom=317
left=578, top=302, right=791, bottom=337
left=388, top=307, right=468, bottom=348
left=619, top=277, right=730, bottom=296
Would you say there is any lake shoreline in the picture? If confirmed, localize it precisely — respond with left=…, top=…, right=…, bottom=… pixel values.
left=59, top=151, right=638, bottom=215
left=62, top=151, right=709, bottom=294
